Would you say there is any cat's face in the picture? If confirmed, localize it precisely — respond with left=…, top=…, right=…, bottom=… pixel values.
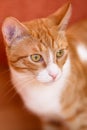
left=2, top=2, right=71, bottom=84
left=26, top=31, right=68, bottom=83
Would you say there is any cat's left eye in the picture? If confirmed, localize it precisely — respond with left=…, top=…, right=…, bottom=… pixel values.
left=30, top=54, right=43, bottom=62
left=56, top=49, right=64, bottom=58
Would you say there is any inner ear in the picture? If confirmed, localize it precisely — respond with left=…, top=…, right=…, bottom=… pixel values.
left=2, top=17, right=29, bottom=46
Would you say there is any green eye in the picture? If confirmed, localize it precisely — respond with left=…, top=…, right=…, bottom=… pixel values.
left=30, top=54, right=43, bottom=62
left=56, top=50, right=64, bottom=58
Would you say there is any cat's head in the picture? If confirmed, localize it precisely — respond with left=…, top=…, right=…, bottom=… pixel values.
left=2, top=2, right=72, bottom=84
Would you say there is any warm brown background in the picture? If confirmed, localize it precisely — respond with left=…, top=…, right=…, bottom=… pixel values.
left=0, top=1, right=87, bottom=130
left=0, top=0, right=87, bottom=67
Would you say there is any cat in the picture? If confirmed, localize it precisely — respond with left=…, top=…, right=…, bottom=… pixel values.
left=1, top=1, right=87, bottom=130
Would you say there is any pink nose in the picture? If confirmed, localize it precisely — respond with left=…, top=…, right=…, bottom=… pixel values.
left=49, top=73, right=57, bottom=80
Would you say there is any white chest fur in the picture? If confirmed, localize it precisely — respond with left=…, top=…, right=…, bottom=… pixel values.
left=12, top=75, right=64, bottom=119
left=21, top=82, right=63, bottom=118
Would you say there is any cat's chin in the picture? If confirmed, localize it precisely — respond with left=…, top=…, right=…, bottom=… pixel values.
left=43, top=80, right=58, bottom=85
left=38, top=80, right=56, bottom=85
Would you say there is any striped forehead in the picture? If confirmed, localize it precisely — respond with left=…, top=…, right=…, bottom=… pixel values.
left=31, top=25, right=58, bottom=50
left=31, top=43, right=54, bottom=62
left=33, top=40, right=57, bottom=52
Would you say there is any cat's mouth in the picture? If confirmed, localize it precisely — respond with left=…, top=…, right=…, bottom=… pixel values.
left=36, top=73, right=62, bottom=84
left=49, top=75, right=62, bottom=84
left=36, top=66, right=62, bottom=84
left=47, top=79, right=58, bottom=84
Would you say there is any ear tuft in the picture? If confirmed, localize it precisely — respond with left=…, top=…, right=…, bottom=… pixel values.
left=2, top=17, right=29, bottom=46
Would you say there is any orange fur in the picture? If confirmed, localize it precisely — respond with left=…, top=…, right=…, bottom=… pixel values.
left=2, top=2, right=87, bottom=130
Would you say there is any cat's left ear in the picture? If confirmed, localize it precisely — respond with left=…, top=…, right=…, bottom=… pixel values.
left=2, top=17, right=29, bottom=46
left=48, top=1, right=72, bottom=30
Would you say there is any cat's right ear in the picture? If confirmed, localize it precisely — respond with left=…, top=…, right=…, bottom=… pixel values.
left=2, top=17, right=29, bottom=46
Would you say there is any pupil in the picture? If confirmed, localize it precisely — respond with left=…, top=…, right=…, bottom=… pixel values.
left=35, top=55, right=39, bottom=60
left=59, top=51, right=62, bottom=54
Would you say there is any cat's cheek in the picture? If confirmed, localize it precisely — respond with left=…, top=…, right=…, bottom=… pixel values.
left=56, top=71, right=62, bottom=80
left=36, top=69, right=53, bottom=83
left=36, top=69, right=62, bottom=83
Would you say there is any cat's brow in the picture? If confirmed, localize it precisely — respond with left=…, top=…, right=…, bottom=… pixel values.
left=32, top=47, right=40, bottom=52
left=37, top=43, right=47, bottom=52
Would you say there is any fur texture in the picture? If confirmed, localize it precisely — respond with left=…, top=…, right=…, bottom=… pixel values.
left=2, top=2, right=87, bottom=130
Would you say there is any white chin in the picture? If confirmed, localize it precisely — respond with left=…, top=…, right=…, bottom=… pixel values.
left=37, top=76, right=60, bottom=83
left=37, top=78, right=53, bottom=83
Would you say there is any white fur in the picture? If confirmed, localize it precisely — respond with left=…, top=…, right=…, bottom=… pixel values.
left=10, top=57, right=71, bottom=120
left=77, top=44, right=87, bottom=62
left=37, top=51, right=61, bottom=83
left=37, top=63, right=61, bottom=83
left=48, top=49, right=54, bottom=63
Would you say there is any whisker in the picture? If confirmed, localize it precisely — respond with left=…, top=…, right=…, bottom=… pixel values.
left=3, top=84, right=14, bottom=98
left=0, top=80, right=11, bottom=89
left=8, top=85, right=27, bottom=102
left=7, top=76, right=35, bottom=103
left=3, top=74, right=35, bottom=98
left=0, top=69, right=10, bottom=76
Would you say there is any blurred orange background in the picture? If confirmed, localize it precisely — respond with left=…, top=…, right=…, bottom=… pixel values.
left=0, top=1, right=87, bottom=129
left=0, top=0, right=87, bottom=67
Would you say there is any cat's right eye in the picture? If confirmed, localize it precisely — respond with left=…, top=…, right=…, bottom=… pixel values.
left=56, top=49, right=64, bottom=58
left=30, top=54, right=43, bottom=63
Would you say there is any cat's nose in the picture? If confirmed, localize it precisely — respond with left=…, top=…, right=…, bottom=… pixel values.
left=49, top=73, right=58, bottom=80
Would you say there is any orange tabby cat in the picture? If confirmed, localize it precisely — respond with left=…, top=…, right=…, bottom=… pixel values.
left=1, top=2, right=87, bottom=130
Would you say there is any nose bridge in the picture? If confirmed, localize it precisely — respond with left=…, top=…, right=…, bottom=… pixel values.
left=47, top=49, right=59, bottom=75
left=47, top=63, right=58, bottom=74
